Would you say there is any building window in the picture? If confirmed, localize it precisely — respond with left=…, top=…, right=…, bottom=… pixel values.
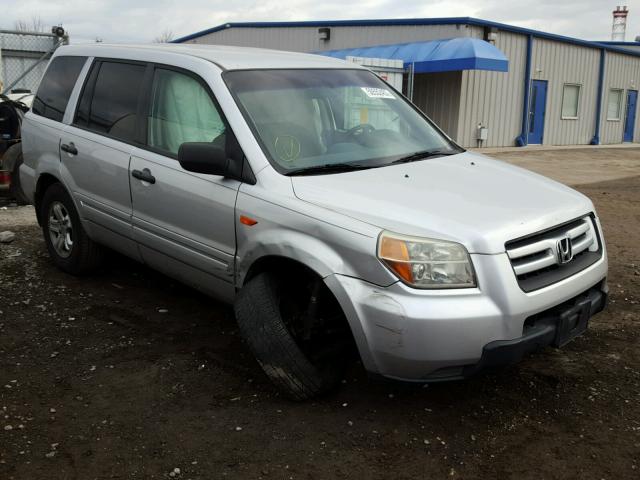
left=561, top=84, right=581, bottom=119
left=607, top=89, right=623, bottom=121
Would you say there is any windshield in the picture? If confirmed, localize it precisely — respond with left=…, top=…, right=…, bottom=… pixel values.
left=224, top=69, right=461, bottom=175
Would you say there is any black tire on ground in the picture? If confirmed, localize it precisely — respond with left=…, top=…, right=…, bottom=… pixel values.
left=4, top=144, right=29, bottom=205
left=40, top=182, right=104, bottom=275
left=235, top=272, right=348, bottom=400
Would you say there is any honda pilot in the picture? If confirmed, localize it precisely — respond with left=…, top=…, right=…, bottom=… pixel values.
left=20, top=44, right=608, bottom=399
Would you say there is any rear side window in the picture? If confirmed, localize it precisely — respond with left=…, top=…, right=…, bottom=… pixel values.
left=75, top=61, right=146, bottom=142
left=32, top=56, right=87, bottom=122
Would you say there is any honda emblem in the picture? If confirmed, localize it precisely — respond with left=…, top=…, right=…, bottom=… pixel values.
left=556, top=236, right=573, bottom=264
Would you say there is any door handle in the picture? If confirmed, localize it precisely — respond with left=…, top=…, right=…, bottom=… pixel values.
left=131, top=168, right=156, bottom=184
left=60, top=142, right=78, bottom=155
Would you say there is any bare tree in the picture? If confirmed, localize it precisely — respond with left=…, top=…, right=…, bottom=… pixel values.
left=153, top=28, right=174, bottom=43
left=13, top=15, right=47, bottom=33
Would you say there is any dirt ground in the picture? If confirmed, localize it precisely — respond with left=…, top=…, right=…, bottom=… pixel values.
left=0, top=148, right=639, bottom=480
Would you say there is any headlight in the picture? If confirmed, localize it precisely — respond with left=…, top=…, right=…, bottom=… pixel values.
left=377, top=231, right=476, bottom=289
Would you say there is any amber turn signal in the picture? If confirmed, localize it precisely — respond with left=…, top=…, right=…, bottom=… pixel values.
left=240, top=215, right=258, bottom=226
left=378, top=235, right=413, bottom=283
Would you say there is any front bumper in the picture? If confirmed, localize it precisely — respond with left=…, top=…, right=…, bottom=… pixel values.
left=325, top=247, right=608, bottom=382
left=461, top=283, right=607, bottom=379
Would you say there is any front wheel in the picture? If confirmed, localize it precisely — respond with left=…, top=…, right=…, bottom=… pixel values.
left=41, top=183, right=104, bottom=275
left=235, top=271, right=353, bottom=400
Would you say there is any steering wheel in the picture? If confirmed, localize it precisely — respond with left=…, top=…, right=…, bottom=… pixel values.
left=345, top=123, right=376, bottom=138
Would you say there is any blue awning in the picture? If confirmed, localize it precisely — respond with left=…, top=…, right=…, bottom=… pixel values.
left=318, top=37, right=509, bottom=73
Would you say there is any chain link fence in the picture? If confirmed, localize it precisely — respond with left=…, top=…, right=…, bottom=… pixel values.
left=0, top=30, right=66, bottom=95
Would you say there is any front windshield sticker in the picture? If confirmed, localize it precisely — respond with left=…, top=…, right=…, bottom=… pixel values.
left=360, top=87, right=395, bottom=99
left=274, top=135, right=301, bottom=162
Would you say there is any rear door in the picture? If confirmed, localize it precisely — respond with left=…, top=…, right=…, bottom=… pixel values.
left=60, top=59, right=149, bottom=259
left=129, top=66, right=241, bottom=300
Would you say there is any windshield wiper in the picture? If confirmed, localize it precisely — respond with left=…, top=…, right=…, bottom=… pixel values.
left=391, top=149, right=458, bottom=165
left=286, top=163, right=372, bottom=176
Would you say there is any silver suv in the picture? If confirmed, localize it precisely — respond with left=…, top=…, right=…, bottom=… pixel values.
left=21, top=44, right=608, bottom=399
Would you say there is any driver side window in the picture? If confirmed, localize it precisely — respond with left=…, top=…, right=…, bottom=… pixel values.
left=148, top=69, right=225, bottom=156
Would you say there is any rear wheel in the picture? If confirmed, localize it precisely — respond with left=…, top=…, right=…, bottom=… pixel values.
left=235, top=270, right=353, bottom=400
left=41, top=183, right=104, bottom=274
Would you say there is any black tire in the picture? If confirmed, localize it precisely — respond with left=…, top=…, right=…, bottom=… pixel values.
left=235, top=272, right=348, bottom=400
left=40, top=182, right=104, bottom=275
left=4, top=144, right=29, bottom=205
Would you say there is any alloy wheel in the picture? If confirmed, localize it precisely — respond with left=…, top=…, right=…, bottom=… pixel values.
left=48, top=201, right=73, bottom=258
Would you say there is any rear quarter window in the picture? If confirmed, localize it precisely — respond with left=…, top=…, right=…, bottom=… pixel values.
left=32, top=56, right=87, bottom=122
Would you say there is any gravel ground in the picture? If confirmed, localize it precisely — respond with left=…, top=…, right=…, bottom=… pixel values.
left=0, top=150, right=639, bottom=479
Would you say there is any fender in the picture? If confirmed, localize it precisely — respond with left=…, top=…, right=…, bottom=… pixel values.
left=235, top=202, right=398, bottom=290
left=236, top=227, right=355, bottom=286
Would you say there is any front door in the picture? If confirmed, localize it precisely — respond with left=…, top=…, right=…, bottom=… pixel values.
left=624, top=90, right=638, bottom=142
left=528, top=80, right=548, bottom=145
left=129, top=66, right=240, bottom=302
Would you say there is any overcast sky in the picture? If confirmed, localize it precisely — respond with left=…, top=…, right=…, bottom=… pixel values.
left=3, top=0, right=640, bottom=44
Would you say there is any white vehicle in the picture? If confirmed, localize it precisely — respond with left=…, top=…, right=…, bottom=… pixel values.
left=5, top=92, right=35, bottom=107
left=20, top=44, right=608, bottom=399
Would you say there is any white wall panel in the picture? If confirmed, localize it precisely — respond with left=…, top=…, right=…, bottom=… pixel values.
left=458, top=29, right=527, bottom=148
left=530, top=38, right=600, bottom=145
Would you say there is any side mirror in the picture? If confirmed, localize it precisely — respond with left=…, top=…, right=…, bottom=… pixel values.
left=178, top=142, right=228, bottom=176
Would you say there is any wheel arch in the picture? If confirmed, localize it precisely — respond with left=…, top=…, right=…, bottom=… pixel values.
left=240, top=254, right=346, bottom=320
left=241, top=254, right=325, bottom=287
left=237, top=252, right=373, bottom=369
left=34, top=173, right=64, bottom=225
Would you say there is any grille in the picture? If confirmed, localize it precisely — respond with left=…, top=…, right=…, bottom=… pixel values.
left=506, top=216, right=602, bottom=292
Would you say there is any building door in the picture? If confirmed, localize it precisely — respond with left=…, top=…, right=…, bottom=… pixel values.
left=528, top=80, right=548, bottom=144
left=623, top=90, right=638, bottom=142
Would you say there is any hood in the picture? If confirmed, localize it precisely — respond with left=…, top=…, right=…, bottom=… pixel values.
left=291, top=151, right=594, bottom=254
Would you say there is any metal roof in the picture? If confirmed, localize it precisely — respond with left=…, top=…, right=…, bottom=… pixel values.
left=318, top=38, right=508, bottom=73
left=172, top=17, right=640, bottom=59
